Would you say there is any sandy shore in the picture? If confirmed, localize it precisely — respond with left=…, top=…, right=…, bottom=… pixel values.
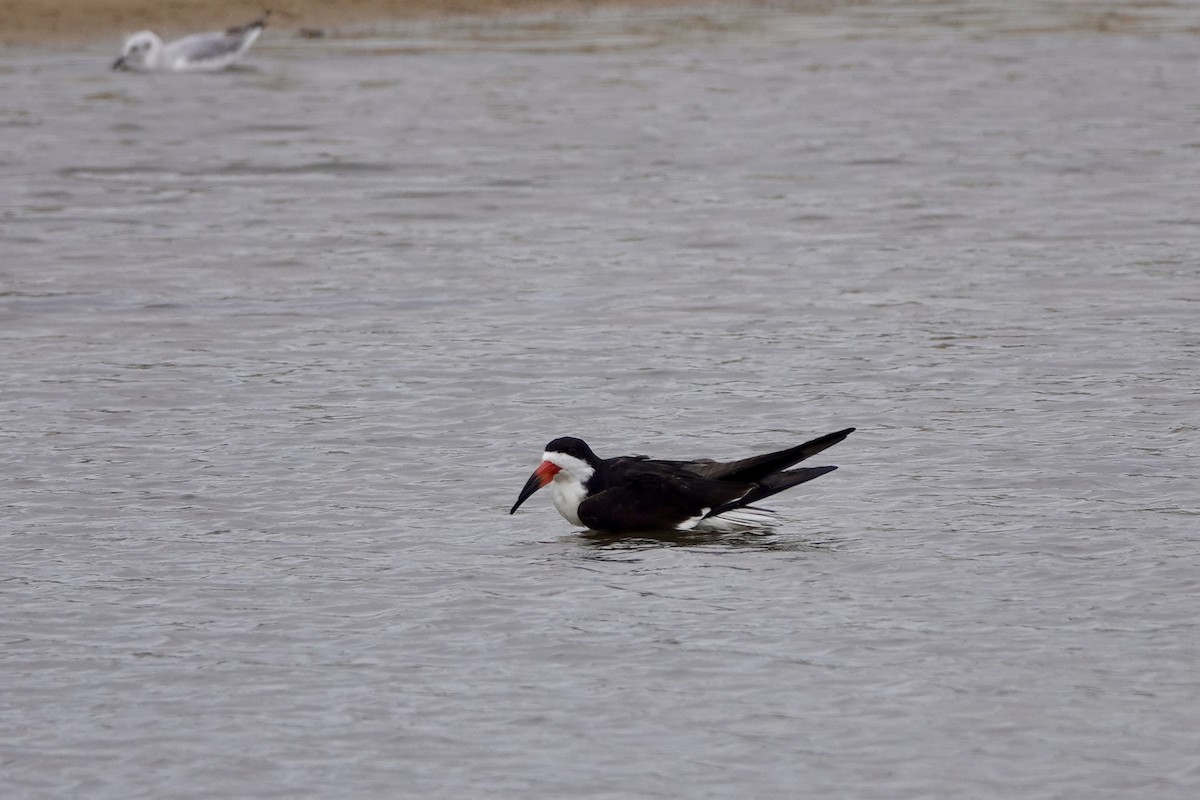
left=2, top=0, right=722, bottom=45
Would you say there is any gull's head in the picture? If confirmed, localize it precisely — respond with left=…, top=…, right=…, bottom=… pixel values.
left=114, top=31, right=162, bottom=70
left=509, top=437, right=599, bottom=515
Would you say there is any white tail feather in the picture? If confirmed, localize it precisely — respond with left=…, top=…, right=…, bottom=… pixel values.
left=691, top=507, right=779, bottom=532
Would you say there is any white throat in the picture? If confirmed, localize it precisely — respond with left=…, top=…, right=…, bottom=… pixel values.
left=543, top=451, right=594, bottom=527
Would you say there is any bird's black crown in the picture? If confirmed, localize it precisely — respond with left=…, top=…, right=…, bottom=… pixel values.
left=543, top=437, right=597, bottom=464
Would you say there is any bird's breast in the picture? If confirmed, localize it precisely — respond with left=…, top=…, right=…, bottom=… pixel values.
left=549, top=475, right=588, bottom=527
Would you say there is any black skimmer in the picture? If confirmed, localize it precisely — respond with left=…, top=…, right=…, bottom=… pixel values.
left=509, top=428, right=854, bottom=533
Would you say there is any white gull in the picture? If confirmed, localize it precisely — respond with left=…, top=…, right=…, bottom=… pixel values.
left=113, top=14, right=268, bottom=72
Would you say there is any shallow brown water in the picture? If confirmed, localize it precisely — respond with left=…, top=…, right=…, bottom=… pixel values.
left=2, top=3, right=1199, bottom=798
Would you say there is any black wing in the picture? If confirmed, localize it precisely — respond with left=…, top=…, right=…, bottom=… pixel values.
left=578, top=470, right=753, bottom=533
left=707, top=465, right=838, bottom=516
left=676, top=427, right=855, bottom=482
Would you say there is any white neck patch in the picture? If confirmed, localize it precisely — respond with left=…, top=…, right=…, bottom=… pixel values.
left=543, top=451, right=594, bottom=527
left=542, top=451, right=594, bottom=482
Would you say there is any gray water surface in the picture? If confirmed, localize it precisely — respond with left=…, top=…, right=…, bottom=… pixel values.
left=2, top=2, right=1199, bottom=798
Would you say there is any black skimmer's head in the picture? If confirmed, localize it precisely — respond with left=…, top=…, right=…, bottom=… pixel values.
left=509, top=437, right=600, bottom=518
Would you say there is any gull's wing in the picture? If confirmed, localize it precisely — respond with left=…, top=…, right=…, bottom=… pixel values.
left=161, top=17, right=266, bottom=71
